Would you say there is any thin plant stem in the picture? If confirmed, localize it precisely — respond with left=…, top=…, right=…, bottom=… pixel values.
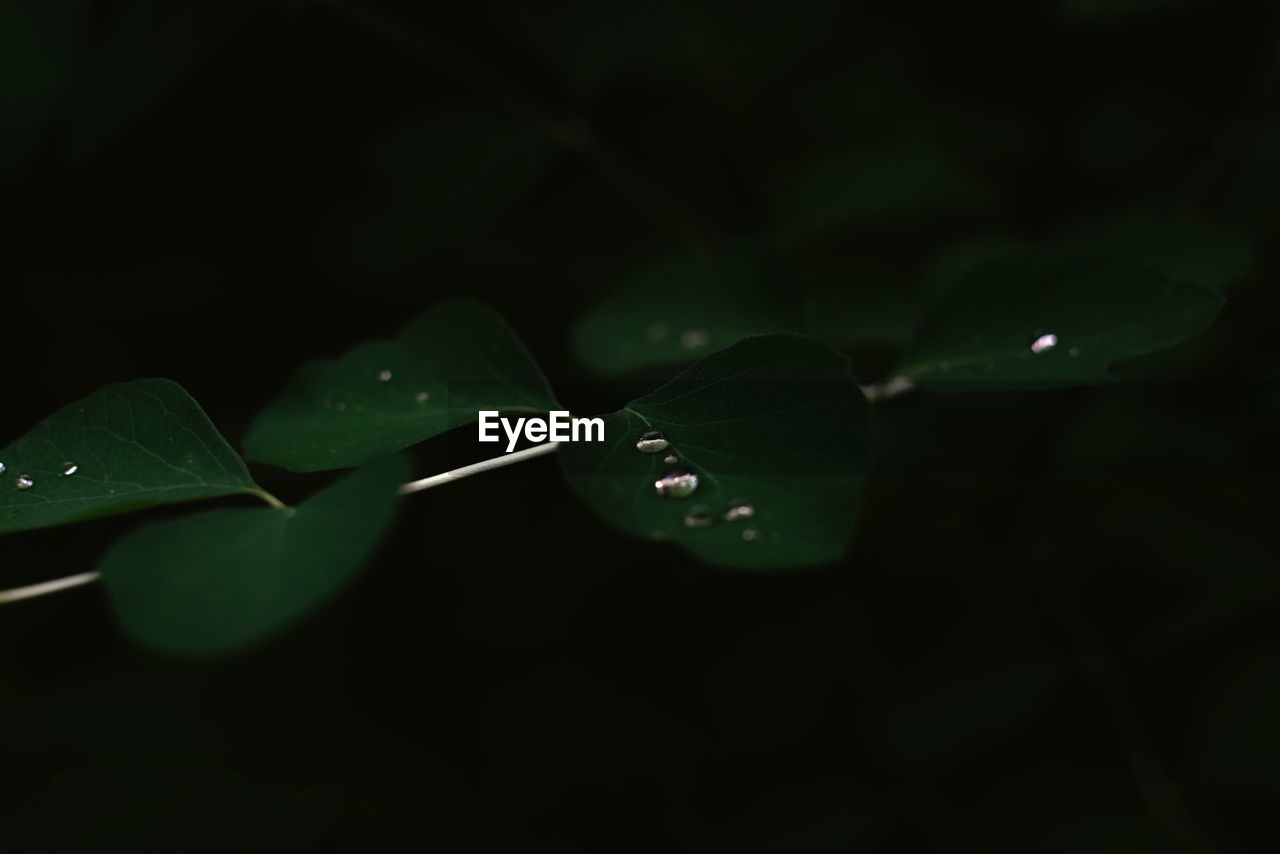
left=0, top=444, right=562, bottom=606
left=398, top=441, right=560, bottom=495
left=0, top=571, right=101, bottom=605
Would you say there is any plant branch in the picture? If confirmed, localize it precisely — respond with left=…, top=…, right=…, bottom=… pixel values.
left=0, top=444, right=561, bottom=606
left=860, top=376, right=917, bottom=403
left=318, top=0, right=719, bottom=252
left=398, top=441, right=560, bottom=494
left=0, top=571, right=101, bottom=605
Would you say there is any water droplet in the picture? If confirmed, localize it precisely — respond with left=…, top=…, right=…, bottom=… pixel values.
left=741, top=528, right=760, bottom=542
left=377, top=369, right=393, bottom=382
left=415, top=391, right=431, bottom=403
left=683, top=505, right=714, bottom=528
left=635, top=430, right=670, bottom=454
left=1030, top=333, right=1058, bottom=354
left=681, top=329, right=709, bottom=349
left=724, top=502, right=755, bottom=522
left=60, top=462, right=78, bottom=477
left=662, top=453, right=678, bottom=464
left=0, top=461, right=6, bottom=476
left=15, top=475, right=34, bottom=491
left=654, top=470, right=699, bottom=499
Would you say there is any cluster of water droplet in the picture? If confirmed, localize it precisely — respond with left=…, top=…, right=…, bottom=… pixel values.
left=319, top=370, right=432, bottom=412
left=635, top=429, right=759, bottom=541
left=2, top=459, right=80, bottom=492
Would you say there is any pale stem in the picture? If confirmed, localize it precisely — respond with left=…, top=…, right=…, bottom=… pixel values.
left=398, top=441, right=561, bottom=495
left=1, top=444, right=563, bottom=606
left=860, top=375, right=917, bottom=403
left=0, top=571, right=101, bottom=605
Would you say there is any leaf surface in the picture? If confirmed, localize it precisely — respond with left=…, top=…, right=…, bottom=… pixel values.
left=245, top=300, right=558, bottom=471
left=0, top=379, right=263, bottom=535
left=559, top=334, right=868, bottom=568
left=897, top=252, right=1223, bottom=390
left=102, top=455, right=407, bottom=654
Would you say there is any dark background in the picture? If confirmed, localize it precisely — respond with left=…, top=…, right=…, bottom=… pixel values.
left=2, top=0, right=1279, bottom=850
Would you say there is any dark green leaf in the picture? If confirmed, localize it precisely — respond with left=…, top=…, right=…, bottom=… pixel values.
left=102, top=454, right=407, bottom=655
left=559, top=334, right=868, bottom=568
left=244, top=300, right=558, bottom=472
left=573, top=247, right=801, bottom=376
left=897, top=252, right=1223, bottom=390
left=771, top=139, right=992, bottom=245
left=1062, top=212, right=1253, bottom=291
left=0, top=379, right=265, bottom=535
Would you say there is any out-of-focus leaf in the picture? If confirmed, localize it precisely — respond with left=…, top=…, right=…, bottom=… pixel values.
left=771, top=139, right=992, bottom=244
left=897, top=251, right=1223, bottom=390
left=573, top=246, right=801, bottom=376
left=918, top=237, right=1029, bottom=300
left=560, top=334, right=868, bottom=568
left=102, top=455, right=407, bottom=655
left=244, top=300, right=557, bottom=472
left=0, top=379, right=265, bottom=535
left=1062, top=212, right=1253, bottom=291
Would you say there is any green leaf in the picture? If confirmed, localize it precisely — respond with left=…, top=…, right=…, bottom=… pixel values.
left=0, top=379, right=265, bottom=535
left=1061, top=212, right=1253, bottom=292
left=897, top=252, right=1223, bottom=390
left=244, top=300, right=558, bottom=472
left=102, top=455, right=408, bottom=655
left=573, top=247, right=800, bottom=376
left=559, top=334, right=869, bottom=568
left=771, top=139, right=992, bottom=245
left=573, top=246, right=918, bottom=377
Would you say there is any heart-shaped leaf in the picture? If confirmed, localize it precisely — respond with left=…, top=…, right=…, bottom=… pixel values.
left=573, top=246, right=801, bottom=376
left=0, top=379, right=266, bottom=535
left=1061, top=212, right=1253, bottom=292
left=559, top=334, right=869, bottom=568
left=574, top=246, right=917, bottom=377
left=896, top=251, right=1223, bottom=390
left=244, top=300, right=558, bottom=472
left=102, top=454, right=408, bottom=655
left=771, top=139, right=992, bottom=245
